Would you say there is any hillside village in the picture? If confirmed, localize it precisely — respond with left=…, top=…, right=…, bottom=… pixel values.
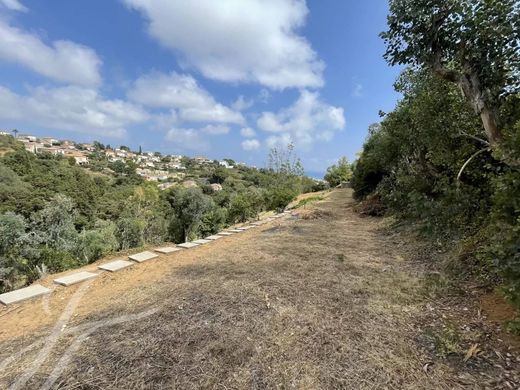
left=0, top=130, right=240, bottom=191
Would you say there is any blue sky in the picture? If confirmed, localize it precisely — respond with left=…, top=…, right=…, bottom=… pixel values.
left=0, top=0, right=402, bottom=176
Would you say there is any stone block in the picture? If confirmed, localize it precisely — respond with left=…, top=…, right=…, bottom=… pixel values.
left=218, top=232, right=234, bottom=236
left=205, top=235, right=223, bottom=240
left=177, top=242, right=200, bottom=249
left=155, top=246, right=182, bottom=254
left=192, top=239, right=211, bottom=244
left=0, top=284, right=51, bottom=305
left=98, top=260, right=134, bottom=272
left=128, top=251, right=159, bottom=263
left=54, top=271, right=98, bottom=286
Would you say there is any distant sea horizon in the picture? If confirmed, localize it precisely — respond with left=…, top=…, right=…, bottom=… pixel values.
left=305, top=171, right=325, bottom=180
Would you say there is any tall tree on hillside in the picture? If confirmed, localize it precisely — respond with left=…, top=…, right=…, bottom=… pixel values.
left=381, top=0, right=520, bottom=146
left=11, top=129, right=18, bottom=138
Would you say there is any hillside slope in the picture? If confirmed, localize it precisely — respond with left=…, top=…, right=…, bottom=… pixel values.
left=0, top=190, right=518, bottom=389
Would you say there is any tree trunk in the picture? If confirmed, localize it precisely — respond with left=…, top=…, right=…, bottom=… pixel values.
left=455, top=71, right=502, bottom=146
left=432, top=59, right=502, bottom=146
left=479, top=106, right=502, bottom=146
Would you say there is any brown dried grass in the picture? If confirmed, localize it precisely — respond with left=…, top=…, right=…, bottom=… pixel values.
left=0, top=189, right=516, bottom=389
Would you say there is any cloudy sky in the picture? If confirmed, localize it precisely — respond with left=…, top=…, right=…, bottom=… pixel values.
left=0, top=0, right=401, bottom=176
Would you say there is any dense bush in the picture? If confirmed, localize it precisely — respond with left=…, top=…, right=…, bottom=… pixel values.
left=351, top=69, right=520, bottom=325
left=324, top=157, right=352, bottom=187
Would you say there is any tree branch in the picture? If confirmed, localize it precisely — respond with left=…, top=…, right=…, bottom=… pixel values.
left=456, top=147, right=491, bottom=185
left=456, top=132, right=490, bottom=146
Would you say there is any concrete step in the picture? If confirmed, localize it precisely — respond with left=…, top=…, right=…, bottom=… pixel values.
left=98, top=260, right=134, bottom=272
left=205, top=235, right=223, bottom=240
left=0, top=284, right=52, bottom=305
left=177, top=242, right=200, bottom=249
left=192, top=239, right=211, bottom=244
left=128, top=251, right=159, bottom=263
left=155, top=246, right=182, bottom=254
left=54, top=271, right=98, bottom=286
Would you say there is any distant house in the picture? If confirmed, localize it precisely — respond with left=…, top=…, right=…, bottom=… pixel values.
left=24, top=142, right=45, bottom=153
left=19, top=134, right=37, bottom=142
left=167, top=162, right=185, bottom=170
left=40, top=137, right=59, bottom=145
left=64, top=150, right=89, bottom=165
left=219, top=160, right=233, bottom=169
left=80, top=143, right=95, bottom=151
left=61, top=140, right=75, bottom=148
left=194, top=156, right=212, bottom=164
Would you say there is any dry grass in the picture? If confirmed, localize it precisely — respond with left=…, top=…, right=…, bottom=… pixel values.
left=0, top=189, right=518, bottom=389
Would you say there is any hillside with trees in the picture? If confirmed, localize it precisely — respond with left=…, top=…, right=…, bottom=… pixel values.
left=0, top=138, right=323, bottom=293
left=350, top=0, right=520, bottom=330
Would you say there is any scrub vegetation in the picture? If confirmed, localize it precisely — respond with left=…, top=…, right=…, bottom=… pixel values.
left=0, top=139, right=323, bottom=293
left=349, top=0, right=520, bottom=330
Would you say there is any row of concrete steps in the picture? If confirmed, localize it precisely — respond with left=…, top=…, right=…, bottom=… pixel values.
left=0, top=211, right=292, bottom=305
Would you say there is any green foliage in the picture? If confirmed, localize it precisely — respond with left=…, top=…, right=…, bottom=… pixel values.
left=0, top=134, right=22, bottom=155
left=266, top=186, right=299, bottom=212
left=324, top=157, right=352, bottom=187
left=294, top=195, right=325, bottom=209
left=352, top=67, right=520, bottom=326
left=76, top=221, right=119, bottom=264
left=228, top=188, right=265, bottom=223
left=0, top=140, right=314, bottom=292
left=167, top=187, right=215, bottom=242
left=199, top=207, right=227, bottom=237
left=382, top=0, right=519, bottom=104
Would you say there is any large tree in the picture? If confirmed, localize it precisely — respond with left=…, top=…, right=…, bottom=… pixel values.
left=381, top=0, right=520, bottom=146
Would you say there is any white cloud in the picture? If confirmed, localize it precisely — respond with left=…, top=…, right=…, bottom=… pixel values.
left=265, top=133, right=293, bottom=149
left=257, top=90, right=345, bottom=148
left=164, top=124, right=230, bottom=151
left=128, top=71, right=244, bottom=125
left=123, top=0, right=323, bottom=89
left=165, top=127, right=209, bottom=151
left=179, top=104, right=244, bottom=125
left=240, top=127, right=256, bottom=138
left=0, top=85, right=148, bottom=137
left=0, top=20, right=101, bottom=87
left=0, top=0, right=27, bottom=12
left=129, top=71, right=213, bottom=109
left=231, top=95, right=253, bottom=111
left=202, top=124, right=229, bottom=135
left=241, top=139, right=260, bottom=151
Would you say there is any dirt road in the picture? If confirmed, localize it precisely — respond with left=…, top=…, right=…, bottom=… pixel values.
left=0, top=189, right=517, bottom=389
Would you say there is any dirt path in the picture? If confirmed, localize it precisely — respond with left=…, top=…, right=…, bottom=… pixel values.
left=0, top=189, right=517, bottom=389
